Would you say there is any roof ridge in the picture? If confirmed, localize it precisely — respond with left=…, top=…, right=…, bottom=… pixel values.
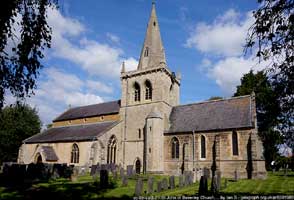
left=50, top=120, right=118, bottom=129
left=175, top=95, right=251, bottom=108
left=69, top=99, right=120, bottom=110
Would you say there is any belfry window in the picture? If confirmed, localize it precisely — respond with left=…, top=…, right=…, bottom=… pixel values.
left=145, top=80, right=152, bottom=100
left=144, top=47, right=149, bottom=57
left=71, top=143, right=79, bottom=163
left=171, top=137, right=179, bottom=159
left=232, top=131, right=239, bottom=155
left=107, top=135, right=117, bottom=164
left=201, top=135, right=206, bottom=159
left=134, top=82, right=141, bottom=102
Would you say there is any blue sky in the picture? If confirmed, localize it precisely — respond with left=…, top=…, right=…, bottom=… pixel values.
left=7, top=0, right=265, bottom=126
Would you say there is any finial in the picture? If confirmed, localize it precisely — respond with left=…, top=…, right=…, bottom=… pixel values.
left=176, top=72, right=182, bottom=80
left=152, top=0, right=155, bottom=5
left=121, top=61, right=125, bottom=73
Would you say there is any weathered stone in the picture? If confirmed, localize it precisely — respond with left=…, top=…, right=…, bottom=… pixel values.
left=134, top=178, right=143, bottom=196
left=100, top=169, right=109, bottom=189
left=203, top=167, right=210, bottom=179
left=122, top=175, right=128, bottom=187
left=147, top=177, right=154, bottom=194
left=90, top=165, right=97, bottom=176
left=120, top=167, right=124, bottom=178
left=234, top=170, right=239, bottom=181
left=112, top=170, right=118, bottom=180
left=126, top=165, right=133, bottom=177
left=169, top=176, right=175, bottom=189
left=157, top=181, right=162, bottom=192
left=179, top=175, right=184, bottom=187
left=162, top=178, right=168, bottom=190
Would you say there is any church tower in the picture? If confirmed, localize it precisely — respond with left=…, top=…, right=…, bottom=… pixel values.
left=120, top=2, right=181, bottom=173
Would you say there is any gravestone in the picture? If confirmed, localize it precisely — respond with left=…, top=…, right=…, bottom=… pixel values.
left=134, top=178, right=143, bottom=196
left=216, top=170, right=221, bottom=190
left=234, top=170, right=239, bottom=181
left=179, top=175, right=184, bottom=187
left=71, top=168, right=79, bottom=182
left=120, top=168, right=124, bottom=178
left=100, top=164, right=107, bottom=171
left=112, top=170, right=118, bottom=180
left=169, top=176, right=175, bottom=189
left=126, top=165, right=133, bottom=177
left=95, top=165, right=101, bottom=175
left=147, top=177, right=154, bottom=194
left=211, top=176, right=219, bottom=194
left=162, top=178, right=168, bottom=190
left=90, top=165, right=97, bottom=176
left=122, top=175, right=128, bottom=187
left=203, top=167, right=210, bottom=179
left=198, top=176, right=208, bottom=196
left=157, top=181, right=162, bottom=192
left=100, top=169, right=109, bottom=189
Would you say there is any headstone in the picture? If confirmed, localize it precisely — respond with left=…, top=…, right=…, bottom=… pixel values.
left=126, top=165, right=133, bottom=177
left=216, top=170, right=221, bottom=190
left=211, top=176, right=218, bottom=194
left=162, top=178, right=168, bottom=190
left=198, top=176, right=208, bottom=196
left=122, top=175, right=128, bottom=187
left=147, top=177, right=154, bottom=194
left=234, top=170, right=239, bottom=181
left=71, top=168, right=79, bottom=182
left=179, top=175, right=184, bottom=187
left=157, top=181, right=162, bottom=192
left=90, top=165, right=97, bottom=176
left=112, top=170, right=118, bottom=180
left=134, top=178, right=143, bottom=196
left=95, top=165, right=101, bottom=174
left=203, top=167, right=210, bottom=179
left=120, top=168, right=124, bottom=178
left=169, top=176, right=175, bottom=189
left=100, top=169, right=109, bottom=189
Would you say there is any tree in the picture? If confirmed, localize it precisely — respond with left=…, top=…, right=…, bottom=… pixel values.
left=245, top=0, right=294, bottom=151
left=0, top=0, right=57, bottom=108
left=0, top=104, right=41, bottom=164
left=234, top=70, right=282, bottom=169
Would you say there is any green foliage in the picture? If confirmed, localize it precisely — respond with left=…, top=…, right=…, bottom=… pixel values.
left=0, top=0, right=57, bottom=108
left=208, top=96, right=223, bottom=101
left=245, top=0, right=294, bottom=150
left=234, top=70, right=282, bottom=169
left=0, top=104, right=41, bottom=164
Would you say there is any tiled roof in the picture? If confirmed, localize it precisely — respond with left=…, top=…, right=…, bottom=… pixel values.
left=41, top=146, right=58, bottom=161
left=24, top=121, right=120, bottom=143
left=53, top=100, right=120, bottom=122
left=167, top=95, right=253, bottom=133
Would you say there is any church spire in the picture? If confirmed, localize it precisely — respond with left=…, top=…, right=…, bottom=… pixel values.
left=137, top=2, right=166, bottom=70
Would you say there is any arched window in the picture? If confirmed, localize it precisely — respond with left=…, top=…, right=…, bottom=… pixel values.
left=201, top=135, right=206, bottom=159
left=145, top=80, right=152, bottom=100
left=134, top=82, right=141, bottom=102
left=232, top=131, right=239, bottom=155
left=171, top=137, right=179, bottom=159
left=71, top=143, right=79, bottom=163
left=144, top=47, right=149, bottom=57
left=107, top=135, right=117, bottom=164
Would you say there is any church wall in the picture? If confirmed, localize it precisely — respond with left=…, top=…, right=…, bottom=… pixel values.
left=52, top=113, right=120, bottom=127
left=163, top=128, right=266, bottom=179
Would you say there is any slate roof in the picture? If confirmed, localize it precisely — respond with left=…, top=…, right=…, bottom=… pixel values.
left=167, top=95, right=253, bottom=133
left=41, top=146, right=58, bottom=161
left=24, top=121, right=120, bottom=143
left=53, top=100, right=120, bottom=122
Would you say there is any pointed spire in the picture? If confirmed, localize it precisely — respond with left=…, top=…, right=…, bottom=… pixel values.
left=137, top=2, right=166, bottom=70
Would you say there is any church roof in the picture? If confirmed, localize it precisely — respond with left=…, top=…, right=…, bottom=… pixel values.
left=167, top=95, right=254, bottom=133
left=137, top=2, right=166, bottom=70
left=24, top=121, right=120, bottom=143
left=53, top=100, right=120, bottom=122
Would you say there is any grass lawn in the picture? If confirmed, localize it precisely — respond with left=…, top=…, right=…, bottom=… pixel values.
left=0, top=171, right=293, bottom=199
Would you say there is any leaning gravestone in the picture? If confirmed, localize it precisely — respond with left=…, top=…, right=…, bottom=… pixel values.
left=162, top=178, right=168, bottom=190
left=179, top=175, right=184, bottom=187
left=157, top=181, right=162, bottom=192
left=198, top=176, right=208, bottom=196
left=126, top=165, right=133, bottom=177
left=100, top=169, right=109, bottom=189
left=134, top=178, right=143, bottom=196
left=122, top=175, right=128, bottom=187
left=90, top=165, right=97, bottom=176
left=147, top=177, right=154, bottom=194
left=169, top=176, right=175, bottom=189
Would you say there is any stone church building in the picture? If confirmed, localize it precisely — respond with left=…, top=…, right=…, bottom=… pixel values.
left=18, top=3, right=266, bottom=179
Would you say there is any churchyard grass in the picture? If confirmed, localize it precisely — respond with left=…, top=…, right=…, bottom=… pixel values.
left=0, top=171, right=293, bottom=199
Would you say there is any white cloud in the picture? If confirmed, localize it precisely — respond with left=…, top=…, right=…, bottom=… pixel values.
left=106, top=32, right=120, bottom=44
left=47, top=7, right=136, bottom=78
left=124, top=57, right=139, bottom=71
left=186, top=9, right=254, bottom=57
left=86, top=80, right=113, bottom=94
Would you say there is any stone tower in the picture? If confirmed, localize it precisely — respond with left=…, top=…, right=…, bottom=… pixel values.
left=120, top=2, right=180, bottom=173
